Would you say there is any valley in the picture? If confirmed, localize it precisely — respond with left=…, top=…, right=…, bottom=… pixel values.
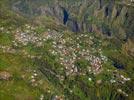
left=0, top=0, right=134, bottom=100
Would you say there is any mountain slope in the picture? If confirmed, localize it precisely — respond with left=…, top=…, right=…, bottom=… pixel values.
left=0, top=0, right=134, bottom=100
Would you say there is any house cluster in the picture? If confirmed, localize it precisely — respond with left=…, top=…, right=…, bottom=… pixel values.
left=91, top=56, right=102, bottom=74
left=11, top=24, right=42, bottom=46
left=119, top=74, right=131, bottom=84
left=0, top=27, right=4, bottom=31
left=14, top=31, right=43, bottom=47
left=52, top=95, right=64, bottom=100
left=0, top=45, right=16, bottom=54
left=30, top=70, right=39, bottom=87
left=0, top=26, right=10, bottom=33
left=0, top=71, right=12, bottom=80
left=1, top=23, right=109, bottom=76
left=40, top=94, right=44, bottom=100
left=49, top=32, right=107, bottom=75
left=108, top=70, right=131, bottom=85
left=13, top=25, right=63, bottom=48
left=117, top=88, right=128, bottom=97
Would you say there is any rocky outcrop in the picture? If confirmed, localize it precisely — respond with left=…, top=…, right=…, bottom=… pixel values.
left=12, top=0, right=134, bottom=40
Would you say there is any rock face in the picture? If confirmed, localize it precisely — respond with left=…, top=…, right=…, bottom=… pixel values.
left=12, top=0, right=134, bottom=39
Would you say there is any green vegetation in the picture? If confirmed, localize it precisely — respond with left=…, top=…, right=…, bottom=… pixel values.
left=0, top=0, right=133, bottom=100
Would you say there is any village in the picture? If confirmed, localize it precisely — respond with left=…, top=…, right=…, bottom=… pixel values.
left=0, top=24, right=132, bottom=100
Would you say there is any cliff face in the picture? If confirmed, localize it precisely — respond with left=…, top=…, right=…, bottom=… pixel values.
left=13, top=0, right=134, bottom=40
